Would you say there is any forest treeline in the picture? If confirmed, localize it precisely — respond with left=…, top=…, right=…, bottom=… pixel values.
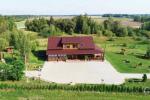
left=25, top=15, right=150, bottom=38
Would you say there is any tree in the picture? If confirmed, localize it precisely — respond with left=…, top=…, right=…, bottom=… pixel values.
left=103, top=18, right=113, bottom=30
left=0, top=60, right=25, bottom=81
left=0, top=17, right=8, bottom=33
left=82, top=21, right=89, bottom=34
left=74, top=15, right=84, bottom=33
left=140, top=30, right=150, bottom=39
left=96, top=30, right=102, bottom=37
left=0, top=38, right=8, bottom=51
left=145, top=45, right=150, bottom=59
left=90, top=22, right=100, bottom=34
left=112, top=21, right=121, bottom=33
left=142, top=74, right=147, bottom=82
left=142, top=21, right=150, bottom=31
left=0, top=38, right=8, bottom=60
left=48, top=16, right=55, bottom=25
left=103, top=30, right=113, bottom=37
left=122, top=27, right=128, bottom=37
left=127, top=27, right=135, bottom=36
left=9, top=31, right=33, bottom=65
left=65, top=19, right=76, bottom=34
left=7, top=19, right=17, bottom=31
left=25, top=18, right=48, bottom=32
left=0, top=63, right=9, bottom=81
left=0, top=17, right=16, bottom=33
left=9, top=60, right=25, bottom=81
left=55, top=19, right=75, bottom=34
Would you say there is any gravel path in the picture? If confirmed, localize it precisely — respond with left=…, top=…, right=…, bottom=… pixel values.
left=26, top=60, right=150, bottom=85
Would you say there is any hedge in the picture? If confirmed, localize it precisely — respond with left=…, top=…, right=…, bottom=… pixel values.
left=0, top=83, right=146, bottom=93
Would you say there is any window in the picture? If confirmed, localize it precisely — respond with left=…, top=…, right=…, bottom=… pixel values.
left=73, top=44, right=77, bottom=48
left=66, top=45, right=70, bottom=48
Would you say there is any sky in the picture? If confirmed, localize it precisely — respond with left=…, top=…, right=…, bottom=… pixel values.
left=0, top=0, right=150, bottom=15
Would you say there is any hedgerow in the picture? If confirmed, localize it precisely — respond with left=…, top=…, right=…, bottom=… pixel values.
left=0, top=83, right=146, bottom=93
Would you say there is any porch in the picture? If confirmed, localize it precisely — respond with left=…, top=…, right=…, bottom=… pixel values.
left=48, top=53, right=104, bottom=61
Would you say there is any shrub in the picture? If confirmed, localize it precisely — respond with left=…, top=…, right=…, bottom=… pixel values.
left=107, top=37, right=115, bottom=41
left=142, top=74, right=147, bottom=82
left=122, top=43, right=127, bottom=47
left=120, top=48, right=126, bottom=55
left=0, top=83, right=147, bottom=93
left=0, top=60, right=24, bottom=81
left=145, top=45, right=150, bottom=59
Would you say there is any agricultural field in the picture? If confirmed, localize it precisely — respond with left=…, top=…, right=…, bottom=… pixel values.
left=120, top=20, right=142, bottom=28
left=93, top=17, right=142, bottom=28
left=0, top=90, right=150, bottom=100
left=0, top=78, right=150, bottom=100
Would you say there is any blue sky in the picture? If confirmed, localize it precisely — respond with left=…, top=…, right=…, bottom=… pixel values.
left=0, top=0, right=150, bottom=15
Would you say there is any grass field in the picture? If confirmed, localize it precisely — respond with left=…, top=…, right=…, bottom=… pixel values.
left=94, top=36, right=150, bottom=73
left=124, top=79, right=150, bottom=88
left=15, top=20, right=26, bottom=29
left=0, top=90, right=150, bottom=100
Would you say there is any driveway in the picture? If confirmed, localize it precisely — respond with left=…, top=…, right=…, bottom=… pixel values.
left=26, top=60, right=125, bottom=85
left=26, top=60, right=150, bottom=85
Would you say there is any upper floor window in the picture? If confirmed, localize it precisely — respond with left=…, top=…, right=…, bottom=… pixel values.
left=66, top=45, right=70, bottom=48
left=63, top=43, right=78, bottom=49
left=73, top=44, right=78, bottom=48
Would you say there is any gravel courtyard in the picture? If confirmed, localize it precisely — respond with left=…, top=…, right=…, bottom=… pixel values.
left=26, top=60, right=125, bottom=85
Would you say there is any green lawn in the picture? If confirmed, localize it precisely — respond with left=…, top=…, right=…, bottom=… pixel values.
left=0, top=90, right=150, bottom=100
left=94, top=36, right=150, bottom=73
left=124, top=79, right=150, bottom=88
left=106, top=52, right=150, bottom=73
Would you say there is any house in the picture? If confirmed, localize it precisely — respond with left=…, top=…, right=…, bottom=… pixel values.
left=46, top=36, right=104, bottom=61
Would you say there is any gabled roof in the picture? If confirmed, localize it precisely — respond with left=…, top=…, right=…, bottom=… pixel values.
left=47, top=36, right=95, bottom=50
left=62, top=37, right=81, bottom=44
left=47, top=36, right=104, bottom=55
left=47, top=37, right=62, bottom=50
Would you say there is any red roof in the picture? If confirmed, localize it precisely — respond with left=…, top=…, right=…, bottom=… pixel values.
left=47, top=36, right=103, bottom=55
left=62, top=37, right=81, bottom=44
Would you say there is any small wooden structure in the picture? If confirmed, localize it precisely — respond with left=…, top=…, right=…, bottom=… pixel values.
left=6, top=46, right=14, bottom=53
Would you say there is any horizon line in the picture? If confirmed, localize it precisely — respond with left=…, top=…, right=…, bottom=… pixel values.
left=1, top=13, right=150, bottom=16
